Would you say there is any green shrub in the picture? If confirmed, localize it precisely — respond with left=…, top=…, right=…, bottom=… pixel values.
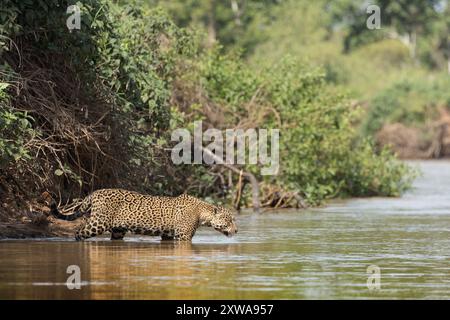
left=362, top=74, right=450, bottom=137
left=0, top=83, right=34, bottom=164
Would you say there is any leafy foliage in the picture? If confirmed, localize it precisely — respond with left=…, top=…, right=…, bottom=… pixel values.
left=0, top=83, right=34, bottom=164
left=362, top=75, right=450, bottom=136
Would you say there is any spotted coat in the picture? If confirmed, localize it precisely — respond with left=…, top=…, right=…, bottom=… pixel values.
left=51, top=189, right=238, bottom=241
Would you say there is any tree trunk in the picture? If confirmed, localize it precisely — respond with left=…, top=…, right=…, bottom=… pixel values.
left=409, top=30, right=417, bottom=61
left=231, top=0, right=242, bottom=26
left=447, top=56, right=450, bottom=75
left=207, top=0, right=217, bottom=47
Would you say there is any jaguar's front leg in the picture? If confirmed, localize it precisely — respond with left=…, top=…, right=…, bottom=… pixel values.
left=173, top=226, right=196, bottom=241
left=172, top=209, right=197, bottom=241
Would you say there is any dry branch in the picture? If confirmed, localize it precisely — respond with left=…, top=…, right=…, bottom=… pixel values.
left=199, top=146, right=261, bottom=213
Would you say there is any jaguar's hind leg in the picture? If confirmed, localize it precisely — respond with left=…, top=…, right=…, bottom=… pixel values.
left=75, top=219, right=106, bottom=241
left=161, top=234, right=174, bottom=241
left=110, top=228, right=127, bottom=240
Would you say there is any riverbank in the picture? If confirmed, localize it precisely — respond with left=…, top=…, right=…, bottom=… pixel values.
left=376, top=118, right=450, bottom=159
left=0, top=218, right=81, bottom=239
left=0, top=221, right=73, bottom=239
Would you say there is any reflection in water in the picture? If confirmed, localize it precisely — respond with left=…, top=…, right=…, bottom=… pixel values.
left=0, top=161, right=449, bottom=299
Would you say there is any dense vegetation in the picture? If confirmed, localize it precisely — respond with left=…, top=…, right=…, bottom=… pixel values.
left=156, top=0, right=450, bottom=157
left=0, top=0, right=422, bottom=219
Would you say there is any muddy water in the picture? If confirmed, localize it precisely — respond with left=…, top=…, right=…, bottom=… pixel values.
left=0, top=161, right=449, bottom=299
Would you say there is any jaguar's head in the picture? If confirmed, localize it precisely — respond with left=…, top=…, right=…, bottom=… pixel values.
left=209, top=206, right=238, bottom=237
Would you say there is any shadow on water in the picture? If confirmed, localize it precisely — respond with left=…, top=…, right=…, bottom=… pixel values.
left=0, top=161, right=449, bottom=299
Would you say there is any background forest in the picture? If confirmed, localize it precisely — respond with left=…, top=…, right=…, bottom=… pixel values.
left=1, top=0, right=448, bottom=222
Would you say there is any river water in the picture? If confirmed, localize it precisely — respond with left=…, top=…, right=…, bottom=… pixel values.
left=0, top=161, right=449, bottom=299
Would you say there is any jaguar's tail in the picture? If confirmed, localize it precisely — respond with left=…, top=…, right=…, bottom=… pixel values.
left=48, top=194, right=92, bottom=221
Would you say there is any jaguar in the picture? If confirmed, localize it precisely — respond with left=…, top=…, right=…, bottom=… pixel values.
left=50, top=189, right=238, bottom=241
